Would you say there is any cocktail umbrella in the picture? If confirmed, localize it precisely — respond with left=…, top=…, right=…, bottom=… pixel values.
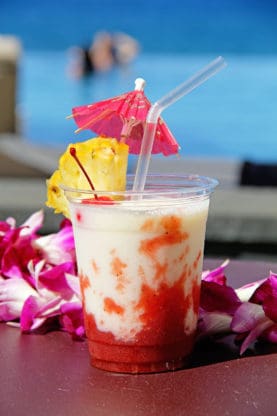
left=70, top=78, right=179, bottom=156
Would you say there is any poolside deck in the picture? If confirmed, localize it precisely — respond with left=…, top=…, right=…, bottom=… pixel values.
left=1, top=134, right=277, bottom=260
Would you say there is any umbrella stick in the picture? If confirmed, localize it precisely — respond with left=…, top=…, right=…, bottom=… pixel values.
left=132, top=121, right=158, bottom=192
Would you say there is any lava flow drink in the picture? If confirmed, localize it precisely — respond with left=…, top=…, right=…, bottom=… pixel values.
left=63, top=175, right=217, bottom=373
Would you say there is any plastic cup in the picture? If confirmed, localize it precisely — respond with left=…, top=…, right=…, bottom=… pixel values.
left=63, top=174, right=218, bottom=374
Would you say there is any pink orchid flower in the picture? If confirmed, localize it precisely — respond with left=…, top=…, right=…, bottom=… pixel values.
left=199, top=262, right=277, bottom=354
left=231, top=271, right=277, bottom=353
left=0, top=211, right=44, bottom=285
left=19, top=257, right=82, bottom=336
left=59, top=302, right=85, bottom=339
left=1, top=210, right=277, bottom=351
left=35, top=219, right=76, bottom=266
left=198, top=260, right=242, bottom=337
left=0, top=211, right=84, bottom=339
left=0, top=277, right=38, bottom=321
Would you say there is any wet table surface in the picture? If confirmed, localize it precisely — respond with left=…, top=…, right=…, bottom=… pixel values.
left=1, top=258, right=277, bottom=416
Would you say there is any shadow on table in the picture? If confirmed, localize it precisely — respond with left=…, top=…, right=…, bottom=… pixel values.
left=188, top=334, right=277, bottom=369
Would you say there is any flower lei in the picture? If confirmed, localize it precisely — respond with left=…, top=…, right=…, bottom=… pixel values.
left=0, top=211, right=276, bottom=353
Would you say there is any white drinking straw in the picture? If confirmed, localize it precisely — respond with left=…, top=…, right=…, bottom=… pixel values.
left=132, top=56, right=227, bottom=192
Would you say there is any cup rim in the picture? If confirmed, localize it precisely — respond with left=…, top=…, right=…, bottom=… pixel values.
left=61, top=174, right=218, bottom=197
left=61, top=175, right=218, bottom=208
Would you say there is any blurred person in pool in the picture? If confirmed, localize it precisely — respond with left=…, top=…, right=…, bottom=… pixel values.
left=67, top=31, right=140, bottom=78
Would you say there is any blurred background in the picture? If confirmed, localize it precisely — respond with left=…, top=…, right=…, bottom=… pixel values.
left=1, top=0, right=277, bottom=161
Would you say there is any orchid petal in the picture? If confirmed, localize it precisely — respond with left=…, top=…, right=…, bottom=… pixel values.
left=200, top=280, right=241, bottom=314
left=20, top=295, right=63, bottom=332
left=1, top=216, right=16, bottom=230
left=1, top=233, right=38, bottom=284
left=201, top=259, right=229, bottom=285
left=0, top=278, right=38, bottom=321
left=0, top=219, right=13, bottom=236
left=0, top=277, right=37, bottom=302
left=0, top=301, right=25, bottom=321
left=64, top=273, right=81, bottom=298
left=198, top=311, right=232, bottom=338
left=38, top=296, right=64, bottom=318
left=0, top=217, right=15, bottom=259
left=27, top=259, right=46, bottom=291
left=20, top=210, right=44, bottom=236
left=250, top=273, right=277, bottom=303
left=231, top=302, right=265, bottom=333
left=249, top=273, right=277, bottom=322
left=264, top=324, right=277, bottom=343
left=263, top=294, right=277, bottom=323
left=60, top=302, right=85, bottom=339
left=35, top=221, right=75, bottom=266
left=235, top=279, right=267, bottom=302
left=38, top=262, right=76, bottom=299
left=20, top=295, right=46, bottom=331
left=239, top=318, right=274, bottom=355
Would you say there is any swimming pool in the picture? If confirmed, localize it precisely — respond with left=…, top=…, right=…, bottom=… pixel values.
left=19, top=51, right=277, bottom=162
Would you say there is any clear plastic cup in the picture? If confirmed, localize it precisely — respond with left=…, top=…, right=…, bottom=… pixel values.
left=63, top=174, right=218, bottom=374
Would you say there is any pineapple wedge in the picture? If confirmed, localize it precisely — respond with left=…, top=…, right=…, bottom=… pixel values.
left=46, top=137, right=129, bottom=218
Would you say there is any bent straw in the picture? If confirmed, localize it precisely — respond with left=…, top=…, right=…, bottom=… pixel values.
left=132, top=56, right=227, bottom=192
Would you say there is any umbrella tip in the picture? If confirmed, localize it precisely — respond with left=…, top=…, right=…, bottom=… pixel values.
left=134, top=78, right=146, bottom=91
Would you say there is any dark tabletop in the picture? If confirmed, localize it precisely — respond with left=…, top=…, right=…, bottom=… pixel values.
left=1, top=259, right=277, bottom=416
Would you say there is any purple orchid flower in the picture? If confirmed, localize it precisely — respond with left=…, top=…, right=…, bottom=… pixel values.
left=59, top=302, right=85, bottom=340
left=1, top=210, right=277, bottom=350
left=235, top=278, right=267, bottom=302
left=0, top=211, right=44, bottom=285
left=250, top=272, right=277, bottom=320
left=21, top=210, right=44, bottom=236
left=0, top=211, right=83, bottom=340
left=0, top=277, right=38, bottom=321
left=20, top=295, right=62, bottom=332
left=231, top=271, right=277, bottom=353
left=20, top=291, right=83, bottom=337
left=19, top=264, right=82, bottom=335
left=231, top=302, right=273, bottom=354
left=199, top=261, right=277, bottom=354
left=0, top=217, right=15, bottom=259
left=19, top=258, right=81, bottom=334
left=35, top=219, right=76, bottom=266
left=201, top=259, right=229, bottom=285
left=198, top=260, right=242, bottom=337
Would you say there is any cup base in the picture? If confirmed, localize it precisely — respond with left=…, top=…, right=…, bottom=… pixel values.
left=90, top=355, right=189, bottom=374
left=87, top=337, right=194, bottom=374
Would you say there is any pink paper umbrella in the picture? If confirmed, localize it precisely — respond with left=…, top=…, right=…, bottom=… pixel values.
left=70, top=78, right=179, bottom=156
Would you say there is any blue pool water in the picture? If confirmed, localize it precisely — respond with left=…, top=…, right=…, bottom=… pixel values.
left=2, top=0, right=277, bottom=55
left=2, top=0, right=277, bottom=161
left=19, top=51, right=277, bottom=162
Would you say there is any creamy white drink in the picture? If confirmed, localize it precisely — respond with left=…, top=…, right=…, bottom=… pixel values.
left=64, top=174, right=217, bottom=374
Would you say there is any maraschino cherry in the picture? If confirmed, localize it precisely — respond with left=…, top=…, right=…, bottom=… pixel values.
left=70, top=147, right=114, bottom=204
